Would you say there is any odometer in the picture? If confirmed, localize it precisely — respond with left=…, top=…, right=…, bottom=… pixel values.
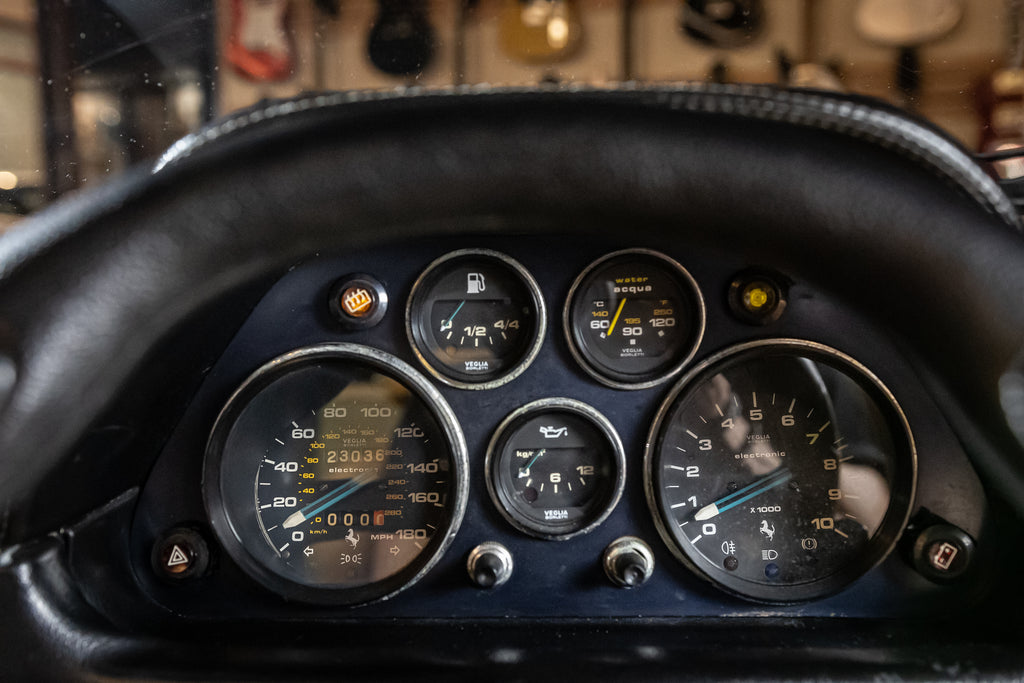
left=645, top=339, right=916, bottom=603
left=204, top=344, right=467, bottom=605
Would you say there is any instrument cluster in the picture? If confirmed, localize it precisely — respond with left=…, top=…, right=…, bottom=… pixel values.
left=131, top=238, right=987, bottom=620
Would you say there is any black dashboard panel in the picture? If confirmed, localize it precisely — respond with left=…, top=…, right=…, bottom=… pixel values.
left=105, top=233, right=991, bottom=624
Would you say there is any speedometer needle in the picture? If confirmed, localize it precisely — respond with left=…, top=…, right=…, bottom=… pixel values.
left=282, top=470, right=375, bottom=529
left=694, top=467, right=792, bottom=521
left=439, top=301, right=466, bottom=332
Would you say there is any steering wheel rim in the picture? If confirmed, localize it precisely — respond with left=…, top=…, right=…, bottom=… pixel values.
left=1, top=85, right=1023, bottom=548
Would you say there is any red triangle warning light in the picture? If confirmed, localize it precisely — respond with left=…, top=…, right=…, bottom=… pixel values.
left=167, top=545, right=190, bottom=567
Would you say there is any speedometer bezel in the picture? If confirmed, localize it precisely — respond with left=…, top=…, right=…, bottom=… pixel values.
left=643, top=338, right=917, bottom=604
left=203, top=343, right=469, bottom=606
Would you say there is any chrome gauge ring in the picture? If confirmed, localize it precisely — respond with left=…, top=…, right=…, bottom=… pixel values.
left=203, top=344, right=468, bottom=606
left=645, top=339, right=916, bottom=603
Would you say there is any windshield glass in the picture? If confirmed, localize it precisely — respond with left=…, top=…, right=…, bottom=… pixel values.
left=2, top=0, right=1022, bottom=232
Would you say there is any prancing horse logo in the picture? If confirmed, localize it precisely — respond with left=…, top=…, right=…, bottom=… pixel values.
left=759, top=520, right=775, bottom=542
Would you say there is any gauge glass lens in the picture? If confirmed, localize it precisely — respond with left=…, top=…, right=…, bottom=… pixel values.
left=646, top=340, right=915, bottom=603
left=407, top=250, right=545, bottom=388
left=487, top=399, right=625, bottom=539
left=205, top=345, right=467, bottom=605
left=566, top=249, right=704, bottom=389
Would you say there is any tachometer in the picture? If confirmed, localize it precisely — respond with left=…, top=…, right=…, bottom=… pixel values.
left=645, top=339, right=915, bottom=603
left=407, top=249, right=545, bottom=389
left=203, top=344, right=467, bottom=606
left=564, top=249, right=705, bottom=389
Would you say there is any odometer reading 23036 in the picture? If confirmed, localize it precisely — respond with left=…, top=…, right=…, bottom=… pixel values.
left=645, top=340, right=916, bottom=603
left=204, top=344, right=467, bottom=606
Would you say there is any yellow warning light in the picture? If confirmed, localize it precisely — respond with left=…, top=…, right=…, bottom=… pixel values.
left=745, top=285, right=771, bottom=310
left=729, top=274, right=786, bottom=325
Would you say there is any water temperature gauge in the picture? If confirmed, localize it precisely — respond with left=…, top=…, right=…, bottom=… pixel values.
left=565, top=249, right=705, bottom=389
left=486, top=398, right=625, bottom=540
left=407, top=249, right=546, bottom=389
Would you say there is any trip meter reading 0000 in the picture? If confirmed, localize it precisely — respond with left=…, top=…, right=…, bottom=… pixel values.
left=407, top=249, right=546, bottom=389
left=645, top=340, right=916, bottom=603
left=204, top=344, right=468, bottom=606
left=565, top=249, right=705, bottom=389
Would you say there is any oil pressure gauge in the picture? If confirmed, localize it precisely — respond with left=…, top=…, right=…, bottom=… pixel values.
left=486, top=398, right=625, bottom=540
left=407, top=249, right=546, bottom=389
left=565, top=249, right=705, bottom=389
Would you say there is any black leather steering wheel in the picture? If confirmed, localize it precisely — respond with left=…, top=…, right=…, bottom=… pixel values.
left=2, top=86, right=1024, bottom=678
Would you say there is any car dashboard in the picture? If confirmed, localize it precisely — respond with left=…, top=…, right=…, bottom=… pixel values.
left=66, top=231, right=988, bottom=626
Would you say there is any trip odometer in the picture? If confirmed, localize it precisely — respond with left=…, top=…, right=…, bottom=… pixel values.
left=204, top=344, right=467, bottom=606
left=645, top=339, right=915, bottom=603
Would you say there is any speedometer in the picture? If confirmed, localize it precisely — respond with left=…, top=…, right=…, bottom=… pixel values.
left=645, top=339, right=916, bottom=603
left=203, top=344, right=467, bottom=606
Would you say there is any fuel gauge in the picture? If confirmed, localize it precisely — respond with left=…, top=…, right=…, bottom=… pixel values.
left=485, top=398, right=625, bottom=540
left=407, top=250, right=545, bottom=389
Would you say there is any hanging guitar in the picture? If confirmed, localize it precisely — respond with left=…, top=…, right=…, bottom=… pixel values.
left=367, top=0, right=436, bottom=76
left=680, top=0, right=763, bottom=50
left=498, top=0, right=582, bottom=63
left=855, top=0, right=963, bottom=110
left=226, top=0, right=295, bottom=82
left=978, top=0, right=1024, bottom=164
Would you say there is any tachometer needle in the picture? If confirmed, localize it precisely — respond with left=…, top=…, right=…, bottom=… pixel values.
left=439, top=301, right=466, bottom=332
left=518, top=449, right=546, bottom=478
left=694, top=467, right=792, bottom=521
left=606, top=298, right=627, bottom=337
left=282, top=470, right=375, bottom=529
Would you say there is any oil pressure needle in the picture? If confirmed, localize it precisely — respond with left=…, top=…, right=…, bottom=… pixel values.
left=518, top=449, right=546, bottom=478
left=282, top=470, right=375, bottom=529
left=694, top=467, right=792, bottom=521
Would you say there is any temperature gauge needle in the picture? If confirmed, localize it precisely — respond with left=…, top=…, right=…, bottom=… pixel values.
left=694, top=467, right=792, bottom=521
left=282, top=470, right=375, bottom=529
left=518, top=449, right=546, bottom=478
left=605, top=298, right=627, bottom=337
left=439, top=301, right=466, bottom=332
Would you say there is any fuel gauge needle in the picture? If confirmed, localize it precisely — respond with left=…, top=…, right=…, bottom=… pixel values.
left=694, top=467, right=792, bottom=521
left=439, top=301, right=466, bottom=332
left=282, top=470, right=375, bottom=529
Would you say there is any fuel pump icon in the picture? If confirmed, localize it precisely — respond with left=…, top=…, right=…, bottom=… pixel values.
left=467, top=273, right=486, bottom=294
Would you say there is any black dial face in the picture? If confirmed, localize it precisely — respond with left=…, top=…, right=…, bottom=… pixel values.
left=408, top=250, right=545, bottom=388
left=486, top=399, right=625, bottom=539
left=566, top=249, right=704, bottom=388
left=646, top=340, right=915, bottom=603
left=204, top=345, right=467, bottom=605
